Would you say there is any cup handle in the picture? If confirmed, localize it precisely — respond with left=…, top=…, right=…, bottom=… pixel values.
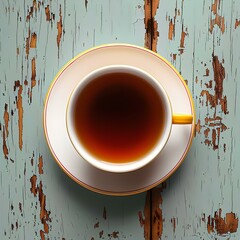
left=172, top=114, right=193, bottom=124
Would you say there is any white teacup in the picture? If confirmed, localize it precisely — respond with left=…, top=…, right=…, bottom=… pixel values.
left=66, top=65, right=193, bottom=173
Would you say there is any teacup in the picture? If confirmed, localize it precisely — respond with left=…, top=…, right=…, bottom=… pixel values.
left=66, top=65, right=193, bottom=173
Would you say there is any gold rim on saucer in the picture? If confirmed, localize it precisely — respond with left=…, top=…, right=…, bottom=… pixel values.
left=43, top=43, right=195, bottom=196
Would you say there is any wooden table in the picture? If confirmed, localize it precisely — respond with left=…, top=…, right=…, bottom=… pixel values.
left=1, top=0, right=240, bottom=239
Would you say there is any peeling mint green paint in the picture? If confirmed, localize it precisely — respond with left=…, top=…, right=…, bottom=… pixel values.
left=156, top=0, right=240, bottom=239
left=0, top=1, right=146, bottom=239
left=1, top=0, right=240, bottom=239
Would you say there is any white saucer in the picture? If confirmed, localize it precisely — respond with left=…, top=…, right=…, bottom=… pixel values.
left=43, top=44, right=195, bottom=196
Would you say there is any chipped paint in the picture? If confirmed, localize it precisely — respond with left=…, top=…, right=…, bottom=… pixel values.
left=29, top=58, right=37, bottom=103
left=138, top=211, right=145, bottom=227
left=204, top=68, right=210, bottom=77
left=26, top=29, right=30, bottom=58
left=26, top=0, right=39, bottom=22
left=38, top=181, right=51, bottom=238
left=144, top=0, right=160, bottom=52
left=204, top=128, right=210, bottom=138
left=30, top=155, right=51, bottom=240
left=144, top=0, right=152, bottom=49
left=171, top=53, right=177, bottom=62
left=94, top=222, right=99, bottom=228
left=235, top=19, right=240, bottom=29
left=212, top=56, right=225, bottom=105
left=2, top=104, right=9, bottom=159
left=167, top=7, right=178, bottom=40
left=200, top=55, right=227, bottom=114
left=205, top=80, right=212, bottom=88
left=168, top=19, right=174, bottom=40
left=151, top=0, right=160, bottom=52
left=45, top=5, right=51, bottom=21
left=19, top=203, right=22, bottom=213
left=1, top=0, right=239, bottom=239
left=140, top=183, right=166, bottom=240
left=30, top=175, right=38, bottom=196
left=179, top=27, right=187, bottom=54
left=45, top=5, right=55, bottom=22
left=108, top=231, right=119, bottom=238
left=40, top=230, right=45, bottom=240
left=30, top=33, right=37, bottom=48
left=171, top=218, right=177, bottom=233
left=57, top=5, right=63, bottom=54
left=4, top=104, right=9, bottom=137
left=210, top=0, right=225, bottom=33
left=38, top=155, right=43, bottom=174
left=212, top=128, right=218, bottom=150
left=195, top=58, right=229, bottom=150
left=14, top=81, right=23, bottom=150
left=195, top=119, right=202, bottom=135
left=204, top=209, right=238, bottom=235
left=151, top=185, right=165, bottom=239
left=99, top=230, right=103, bottom=238
left=142, top=190, right=150, bottom=239
left=31, top=58, right=36, bottom=88
left=196, top=116, right=227, bottom=150
left=2, top=126, right=9, bottom=159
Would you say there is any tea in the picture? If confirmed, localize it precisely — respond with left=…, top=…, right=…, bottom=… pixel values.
left=73, top=72, right=165, bottom=163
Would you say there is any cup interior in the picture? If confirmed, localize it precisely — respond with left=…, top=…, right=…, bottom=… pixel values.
left=66, top=65, right=172, bottom=173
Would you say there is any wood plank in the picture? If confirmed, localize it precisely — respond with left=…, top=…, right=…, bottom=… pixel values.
left=0, top=1, right=147, bottom=239
left=153, top=0, right=240, bottom=238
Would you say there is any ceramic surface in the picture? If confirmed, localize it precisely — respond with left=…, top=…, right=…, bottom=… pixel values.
left=44, top=44, right=195, bottom=195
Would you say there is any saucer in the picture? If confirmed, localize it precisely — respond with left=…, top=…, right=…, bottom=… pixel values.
left=43, top=44, right=195, bottom=196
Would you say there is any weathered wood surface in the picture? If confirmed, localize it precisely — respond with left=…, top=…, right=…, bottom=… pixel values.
left=0, top=0, right=240, bottom=239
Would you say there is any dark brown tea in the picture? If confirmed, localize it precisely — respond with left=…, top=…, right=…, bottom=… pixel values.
left=73, top=72, right=165, bottom=163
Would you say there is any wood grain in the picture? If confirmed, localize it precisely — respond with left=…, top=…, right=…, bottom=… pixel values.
left=1, top=0, right=240, bottom=239
left=0, top=1, right=146, bottom=239
left=152, top=0, right=240, bottom=238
